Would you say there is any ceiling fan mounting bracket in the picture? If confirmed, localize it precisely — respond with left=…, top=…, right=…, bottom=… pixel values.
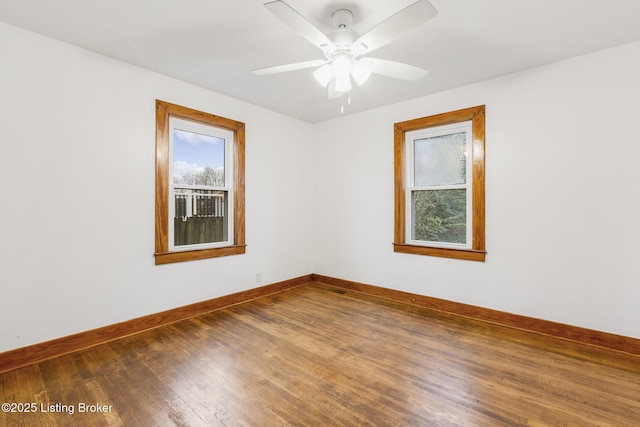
left=331, top=9, right=353, bottom=29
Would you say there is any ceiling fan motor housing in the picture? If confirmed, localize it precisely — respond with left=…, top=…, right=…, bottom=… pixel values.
left=326, top=9, right=358, bottom=59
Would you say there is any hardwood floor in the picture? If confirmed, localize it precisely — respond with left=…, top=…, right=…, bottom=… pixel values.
left=1, top=283, right=639, bottom=426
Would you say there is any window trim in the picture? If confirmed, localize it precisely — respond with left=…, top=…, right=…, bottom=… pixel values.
left=394, top=105, right=486, bottom=261
left=155, top=100, right=245, bottom=265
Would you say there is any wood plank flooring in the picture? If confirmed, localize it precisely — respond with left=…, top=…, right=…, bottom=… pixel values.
left=1, top=282, right=639, bottom=426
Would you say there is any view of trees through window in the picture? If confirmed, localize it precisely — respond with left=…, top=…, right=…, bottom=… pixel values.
left=174, top=167, right=224, bottom=186
left=411, top=130, right=468, bottom=246
left=412, top=189, right=466, bottom=244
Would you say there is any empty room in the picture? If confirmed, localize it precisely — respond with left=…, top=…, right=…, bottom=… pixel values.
left=1, top=0, right=639, bottom=425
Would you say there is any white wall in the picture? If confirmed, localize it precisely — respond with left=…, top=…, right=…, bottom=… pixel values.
left=312, top=40, right=640, bottom=339
left=0, top=23, right=314, bottom=352
left=2, top=21, right=639, bottom=355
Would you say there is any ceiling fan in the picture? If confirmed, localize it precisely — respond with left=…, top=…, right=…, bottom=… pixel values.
left=252, top=0, right=438, bottom=98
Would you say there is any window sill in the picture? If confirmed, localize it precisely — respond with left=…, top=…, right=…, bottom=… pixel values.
left=155, top=245, right=246, bottom=265
left=393, top=243, right=486, bottom=262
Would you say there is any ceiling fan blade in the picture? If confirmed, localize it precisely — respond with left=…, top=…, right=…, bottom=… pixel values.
left=251, top=59, right=326, bottom=76
left=360, top=58, right=428, bottom=81
left=264, top=1, right=334, bottom=51
left=354, top=0, right=437, bottom=54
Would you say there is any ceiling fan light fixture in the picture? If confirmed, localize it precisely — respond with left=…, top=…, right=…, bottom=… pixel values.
left=332, top=54, right=352, bottom=78
left=351, top=60, right=372, bottom=85
left=334, top=74, right=352, bottom=92
left=313, top=64, right=333, bottom=87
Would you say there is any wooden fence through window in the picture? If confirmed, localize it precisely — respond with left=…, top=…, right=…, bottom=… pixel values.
left=174, top=190, right=226, bottom=246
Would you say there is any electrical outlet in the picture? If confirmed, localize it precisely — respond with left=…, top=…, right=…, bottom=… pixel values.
left=256, top=272, right=262, bottom=283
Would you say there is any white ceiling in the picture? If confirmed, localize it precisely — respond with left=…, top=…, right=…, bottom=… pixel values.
left=2, top=0, right=640, bottom=123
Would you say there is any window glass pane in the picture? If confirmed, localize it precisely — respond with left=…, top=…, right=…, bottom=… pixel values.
left=414, top=132, right=466, bottom=186
left=174, top=189, right=228, bottom=246
left=412, top=189, right=466, bottom=244
left=173, top=129, right=225, bottom=186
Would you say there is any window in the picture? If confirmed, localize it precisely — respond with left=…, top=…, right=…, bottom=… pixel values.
left=155, top=100, right=245, bottom=264
left=394, top=105, right=485, bottom=261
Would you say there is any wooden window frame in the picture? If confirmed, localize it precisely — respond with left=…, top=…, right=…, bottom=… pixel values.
left=155, top=100, right=245, bottom=265
left=394, top=105, right=486, bottom=261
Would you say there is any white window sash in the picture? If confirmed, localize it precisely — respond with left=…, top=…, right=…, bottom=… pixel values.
left=168, top=117, right=234, bottom=251
left=405, top=121, right=473, bottom=249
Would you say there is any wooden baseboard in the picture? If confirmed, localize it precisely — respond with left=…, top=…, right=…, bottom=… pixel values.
left=311, top=274, right=640, bottom=356
left=3, top=272, right=637, bottom=374
left=0, top=274, right=311, bottom=374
